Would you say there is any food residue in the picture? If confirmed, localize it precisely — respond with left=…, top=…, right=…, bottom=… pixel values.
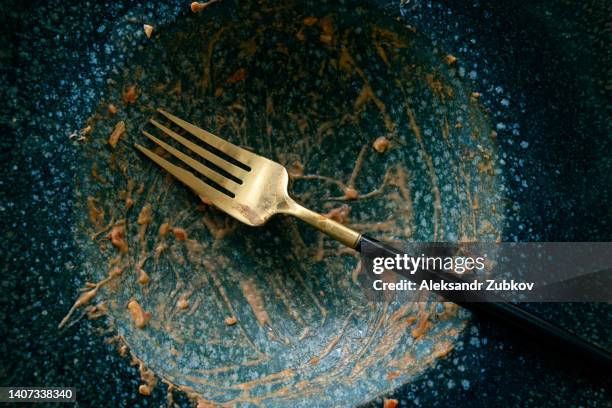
left=87, top=196, right=105, bottom=227
left=445, top=54, right=457, bottom=65
left=344, top=187, right=359, bottom=200
left=109, top=266, right=123, bottom=278
left=411, top=313, right=430, bottom=339
left=108, top=120, right=126, bottom=148
left=318, top=15, right=334, bottom=45
left=75, top=287, right=99, bottom=308
left=227, top=68, right=247, bottom=84
left=373, top=136, right=390, bottom=153
left=69, top=3, right=501, bottom=402
left=303, top=16, right=318, bottom=26
left=143, top=24, right=153, bottom=39
left=122, top=85, right=138, bottom=105
left=199, top=195, right=213, bottom=205
left=383, top=398, right=399, bottom=408
left=159, top=222, right=170, bottom=237
left=172, top=227, right=188, bottom=241
left=137, top=204, right=153, bottom=225
left=137, top=203, right=153, bottom=241
left=325, top=204, right=350, bottom=224
left=133, top=357, right=157, bottom=396
left=287, top=161, right=304, bottom=179
left=138, top=384, right=152, bottom=396
left=137, top=269, right=150, bottom=285
left=110, top=224, right=128, bottom=254
left=127, top=300, right=151, bottom=329
left=177, top=298, right=189, bottom=310
left=191, top=0, right=218, bottom=13
left=240, top=279, right=270, bottom=326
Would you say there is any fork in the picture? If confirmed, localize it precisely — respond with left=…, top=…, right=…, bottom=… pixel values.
left=136, top=108, right=361, bottom=249
left=136, top=108, right=611, bottom=370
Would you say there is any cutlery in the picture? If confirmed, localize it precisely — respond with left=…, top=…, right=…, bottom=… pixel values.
left=135, top=108, right=612, bottom=371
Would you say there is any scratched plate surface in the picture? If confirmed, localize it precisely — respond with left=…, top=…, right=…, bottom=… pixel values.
left=70, top=0, right=503, bottom=406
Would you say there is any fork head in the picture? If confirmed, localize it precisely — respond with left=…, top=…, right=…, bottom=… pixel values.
left=135, top=109, right=292, bottom=226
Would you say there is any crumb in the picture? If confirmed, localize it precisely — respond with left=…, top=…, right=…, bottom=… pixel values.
left=383, top=398, right=399, bottom=408
left=177, top=298, right=189, bottom=310
left=138, top=385, right=152, bottom=396
left=143, top=24, right=153, bottom=39
left=122, top=85, right=138, bottom=105
left=227, top=68, right=247, bottom=84
left=172, top=227, right=187, bottom=241
left=108, top=120, right=126, bottom=148
left=344, top=187, right=359, bottom=200
left=287, top=161, right=304, bottom=178
left=224, top=316, right=237, bottom=326
left=373, top=136, right=390, bottom=153
left=455, top=122, right=463, bottom=129
left=137, top=269, right=150, bottom=285
left=470, top=92, right=481, bottom=99
left=303, top=16, right=318, bottom=26
left=127, top=300, right=151, bottom=329
left=191, top=0, right=218, bottom=13
left=108, top=103, right=118, bottom=115
left=445, top=54, right=457, bottom=65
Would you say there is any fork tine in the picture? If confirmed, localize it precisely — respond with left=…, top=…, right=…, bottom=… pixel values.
left=157, top=108, right=256, bottom=166
left=134, top=143, right=234, bottom=204
left=149, top=119, right=249, bottom=180
left=142, top=131, right=239, bottom=194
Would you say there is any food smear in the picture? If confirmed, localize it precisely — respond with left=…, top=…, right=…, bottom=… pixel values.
left=69, top=0, right=504, bottom=406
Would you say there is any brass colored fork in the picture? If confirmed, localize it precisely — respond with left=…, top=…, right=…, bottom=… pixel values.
left=135, top=109, right=361, bottom=248
left=135, top=109, right=612, bottom=370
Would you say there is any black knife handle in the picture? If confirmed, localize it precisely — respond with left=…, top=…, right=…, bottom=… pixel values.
left=356, top=234, right=612, bottom=371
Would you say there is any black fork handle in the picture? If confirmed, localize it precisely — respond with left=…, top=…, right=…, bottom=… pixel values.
left=356, top=235, right=612, bottom=371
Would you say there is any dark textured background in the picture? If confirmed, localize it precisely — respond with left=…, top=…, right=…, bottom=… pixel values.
left=1, top=0, right=610, bottom=406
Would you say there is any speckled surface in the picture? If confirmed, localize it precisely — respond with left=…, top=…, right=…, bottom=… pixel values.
left=1, top=0, right=610, bottom=407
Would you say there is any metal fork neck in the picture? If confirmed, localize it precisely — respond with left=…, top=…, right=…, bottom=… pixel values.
left=282, top=199, right=361, bottom=249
